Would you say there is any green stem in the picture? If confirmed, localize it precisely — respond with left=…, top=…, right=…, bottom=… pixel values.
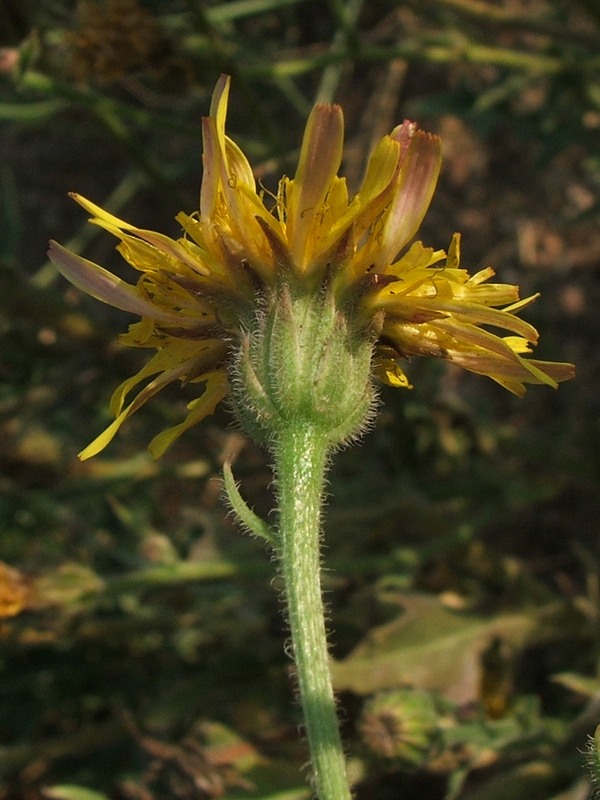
left=274, top=423, right=351, bottom=800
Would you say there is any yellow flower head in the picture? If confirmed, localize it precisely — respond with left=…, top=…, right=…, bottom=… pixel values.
left=49, top=75, right=574, bottom=459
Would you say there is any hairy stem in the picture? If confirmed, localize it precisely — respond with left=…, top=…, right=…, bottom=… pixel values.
left=274, top=423, right=351, bottom=800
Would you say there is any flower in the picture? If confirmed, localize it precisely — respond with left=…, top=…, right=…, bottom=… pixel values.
left=49, top=74, right=575, bottom=459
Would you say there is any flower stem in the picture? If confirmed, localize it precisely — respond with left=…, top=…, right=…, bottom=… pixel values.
left=274, top=422, right=351, bottom=800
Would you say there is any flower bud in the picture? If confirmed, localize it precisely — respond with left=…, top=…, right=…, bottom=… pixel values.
left=359, top=688, right=439, bottom=767
left=230, top=283, right=377, bottom=449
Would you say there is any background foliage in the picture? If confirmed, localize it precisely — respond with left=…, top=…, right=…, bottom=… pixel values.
left=0, top=1, right=598, bottom=798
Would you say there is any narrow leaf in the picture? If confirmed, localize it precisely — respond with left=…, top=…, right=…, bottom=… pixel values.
left=223, top=461, right=276, bottom=547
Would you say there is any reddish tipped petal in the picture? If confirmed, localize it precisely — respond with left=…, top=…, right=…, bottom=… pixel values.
left=287, top=103, right=344, bottom=266
left=293, top=103, right=344, bottom=209
left=528, top=359, right=576, bottom=384
left=391, top=120, right=419, bottom=158
left=378, top=130, right=442, bottom=266
left=48, top=241, right=181, bottom=324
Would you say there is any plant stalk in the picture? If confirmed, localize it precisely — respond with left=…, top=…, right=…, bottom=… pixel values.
left=274, top=422, right=351, bottom=800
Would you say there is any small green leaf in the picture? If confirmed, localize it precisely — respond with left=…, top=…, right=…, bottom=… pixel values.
left=223, top=461, right=276, bottom=547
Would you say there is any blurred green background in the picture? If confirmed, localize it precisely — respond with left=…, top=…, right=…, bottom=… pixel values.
left=0, top=1, right=598, bottom=798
